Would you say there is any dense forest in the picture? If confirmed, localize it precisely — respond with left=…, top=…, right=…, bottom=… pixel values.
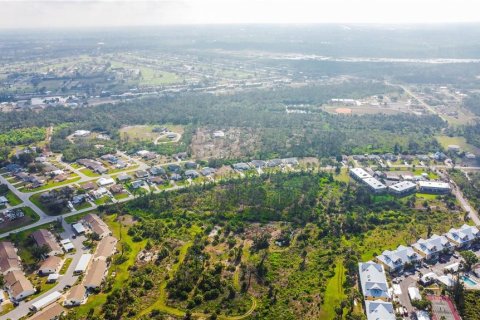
left=0, top=81, right=447, bottom=163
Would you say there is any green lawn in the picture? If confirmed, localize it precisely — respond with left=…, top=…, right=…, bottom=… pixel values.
left=436, top=135, right=480, bottom=154
left=94, top=196, right=112, bottom=205
left=5, top=190, right=22, bottom=205
left=80, top=168, right=100, bottom=177
left=73, top=201, right=92, bottom=211
left=113, top=193, right=130, bottom=200
left=333, top=168, right=349, bottom=183
left=20, top=176, right=81, bottom=193
left=60, top=257, right=73, bottom=275
left=319, top=260, right=346, bottom=319
left=29, top=193, right=70, bottom=216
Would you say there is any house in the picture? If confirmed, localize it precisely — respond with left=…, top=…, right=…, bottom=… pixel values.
left=4, top=270, right=35, bottom=301
left=94, top=236, right=117, bottom=260
left=117, top=173, right=132, bottom=182
left=419, top=272, right=438, bottom=286
left=200, top=167, right=216, bottom=176
left=167, top=164, right=181, bottom=172
left=47, top=273, right=59, bottom=283
left=250, top=160, right=267, bottom=168
left=388, top=181, right=417, bottom=196
left=185, top=161, right=197, bottom=169
left=135, top=170, right=149, bottom=179
left=364, top=300, right=395, bottom=320
left=71, top=195, right=86, bottom=206
left=445, top=224, right=480, bottom=249
left=64, top=285, right=86, bottom=306
left=0, top=241, right=22, bottom=274
left=100, top=154, right=118, bottom=164
left=29, top=302, right=65, bottom=320
left=110, top=184, right=125, bottom=194
left=83, top=214, right=111, bottom=238
left=233, top=163, right=250, bottom=171
left=5, top=163, right=22, bottom=173
left=0, top=196, right=8, bottom=206
left=185, top=170, right=199, bottom=179
left=418, top=181, right=451, bottom=194
left=432, top=152, right=447, bottom=161
left=131, top=180, right=145, bottom=189
left=54, top=173, right=69, bottom=182
left=412, top=234, right=454, bottom=262
left=39, top=256, right=63, bottom=275
left=84, top=259, right=107, bottom=289
left=81, top=182, right=96, bottom=191
left=97, top=177, right=115, bottom=187
left=283, top=158, right=299, bottom=166
left=173, top=152, right=188, bottom=160
left=267, top=159, right=283, bottom=167
left=149, top=167, right=166, bottom=176
left=376, top=245, right=421, bottom=273
left=149, top=176, right=164, bottom=185
left=31, top=229, right=63, bottom=256
left=358, top=262, right=390, bottom=301
left=170, top=173, right=182, bottom=181
left=73, top=130, right=90, bottom=137
left=92, top=187, right=109, bottom=199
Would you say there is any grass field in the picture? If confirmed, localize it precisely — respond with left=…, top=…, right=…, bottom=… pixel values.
left=110, top=61, right=181, bottom=86
left=319, top=260, right=346, bottom=319
left=80, top=168, right=100, bottom=177
left=436, top=135, right=480, bottom=154
left=119, top=124, right=184, bottom=143
left=5, top=190, right=22, bottom=206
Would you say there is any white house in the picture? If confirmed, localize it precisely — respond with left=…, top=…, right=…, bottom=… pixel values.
left=97, top=177, right=115, bottom=187
left=358, top=262, right=391, bottom=301
left=364, top=300, right=395, bottom=320
left=376, top=245, right=421, bottom=273
left=445, top=224, right=480, bottom=249
left=412, top=234, right=454, bottom=261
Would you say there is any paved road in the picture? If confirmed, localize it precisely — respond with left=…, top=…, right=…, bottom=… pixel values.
left=452, top=182, right=480, bottom=225
left=0, top=221, right=88, bottom=320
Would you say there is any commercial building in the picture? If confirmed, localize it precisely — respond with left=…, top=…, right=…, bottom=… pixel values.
left=418, top=181, right=451, bottom=194
left=389, top=181, right=417, bottom=196
left=363, top=177, right=387, bottom=193
left=349, top=168, right=372, bottom=181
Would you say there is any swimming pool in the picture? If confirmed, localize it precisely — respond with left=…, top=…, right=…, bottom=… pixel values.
left=461, top=275, right=477, bottom=286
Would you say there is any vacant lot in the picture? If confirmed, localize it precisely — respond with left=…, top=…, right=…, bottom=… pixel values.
left=436, top=135, right=480, bottom=154
left=119, top=124, right=184, bottom=143
left=190, top=127, right=262, bottom=159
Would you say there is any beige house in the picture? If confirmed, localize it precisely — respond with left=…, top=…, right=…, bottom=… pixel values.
left=84, top=259, right=107, bottom=289
left=0, top=241, right=22, bottom=275
left=94, top=236, right=117, bottom=260
left=4, top=270, right=35, bottom=301
left=83, top=214, right=111, bottom=238
left=39, top=256, right=63, bottom=275
left=64, top=285, right=86, bottom=306
left=28, top=303, right=65, bottom=320
left=31, top=229, right=63, bottom=256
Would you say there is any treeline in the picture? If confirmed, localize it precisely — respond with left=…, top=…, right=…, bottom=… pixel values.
left=0, top=127, right=45, bottom=146
left=1, top=81, right=446, bottom=159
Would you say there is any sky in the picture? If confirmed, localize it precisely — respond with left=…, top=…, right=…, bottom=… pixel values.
left=1, top=0, right=480, bottom=29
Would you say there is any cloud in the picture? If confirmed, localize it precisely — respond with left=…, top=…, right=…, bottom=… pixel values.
left=0, top=0, right=479, bottom=29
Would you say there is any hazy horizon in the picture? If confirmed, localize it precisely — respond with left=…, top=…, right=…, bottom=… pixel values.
left=1, top=0, right=480, bottom=29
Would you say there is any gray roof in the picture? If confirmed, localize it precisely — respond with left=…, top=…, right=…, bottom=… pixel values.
left=377, top=245, right=420, bottom=271
left=412, top=234, right=453, bottom=257
left=350, top=168, right=372, bottom=180
left=389, top=181, right=417, bottom=193
left=445, top=224, right=479, bottom=245
left=358, top=262, right=390, bottom=299
left=365, top=300, right=395, bottom=320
